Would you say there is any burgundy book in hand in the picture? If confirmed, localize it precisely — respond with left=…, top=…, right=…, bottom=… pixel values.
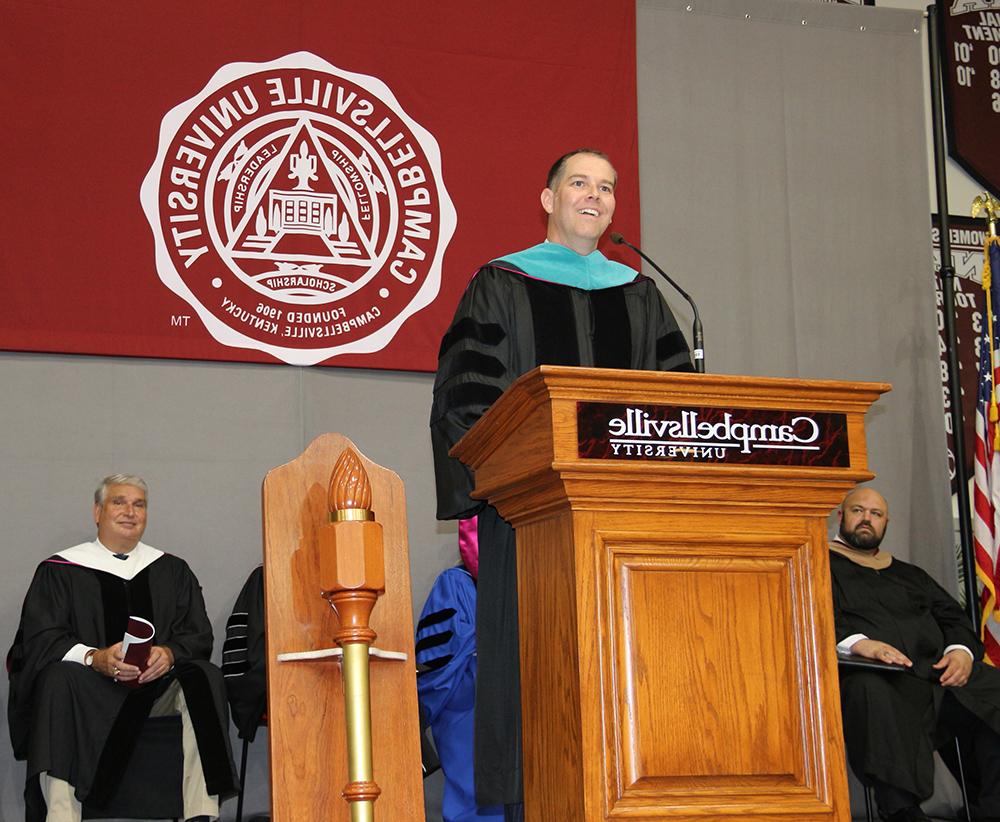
left=120, top=616, right=155, bottom=688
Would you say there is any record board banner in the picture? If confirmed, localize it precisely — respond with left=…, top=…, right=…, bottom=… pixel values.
left=938, top=0, right=1000, bottom=194
left=577, top=402, right=850, bottom=467
left=0, top=1, right=639, bottom=371
left=932, top=214, right=991, bottom=491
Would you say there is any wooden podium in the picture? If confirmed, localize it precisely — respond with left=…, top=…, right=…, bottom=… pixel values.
left=452, top=367, right=889, bottom=822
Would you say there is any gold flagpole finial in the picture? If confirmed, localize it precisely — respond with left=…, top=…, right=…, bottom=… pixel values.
left=972, top=192, right=1000, bottom=238
left=972, top=193, right=1000, bottom=447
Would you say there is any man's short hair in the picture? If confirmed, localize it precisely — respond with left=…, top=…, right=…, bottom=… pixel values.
left=546, top=148, right=615, bottom=189
left=94, top=474, right=149, bottom=506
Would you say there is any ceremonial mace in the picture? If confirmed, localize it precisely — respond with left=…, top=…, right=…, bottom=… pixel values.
left=317, top=449, right=385, bottom=822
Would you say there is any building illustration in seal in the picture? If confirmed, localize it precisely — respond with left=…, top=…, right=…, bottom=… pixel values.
left=221, top=124, right=384, bottom=298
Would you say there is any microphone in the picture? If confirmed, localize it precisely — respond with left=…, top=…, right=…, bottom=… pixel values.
left=610, top=232, right=705, bottom=373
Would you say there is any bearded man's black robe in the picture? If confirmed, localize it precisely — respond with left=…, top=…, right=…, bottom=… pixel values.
left=831, top=550, right=1000, bottom=798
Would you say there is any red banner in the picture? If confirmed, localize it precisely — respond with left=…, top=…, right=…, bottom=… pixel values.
left=938, top=0, right=1000, bottom=195
left=0, top=1, right=639, bottom=371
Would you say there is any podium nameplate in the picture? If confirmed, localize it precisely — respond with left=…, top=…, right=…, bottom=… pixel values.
left=577, top=401, right=849, bottom=466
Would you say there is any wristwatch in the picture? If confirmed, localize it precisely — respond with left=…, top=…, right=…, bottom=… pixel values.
left=84, top=648, right=96, bottom=667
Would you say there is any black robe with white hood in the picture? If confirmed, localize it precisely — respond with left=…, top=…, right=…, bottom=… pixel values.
left=7, top=540, right=238, bottom=817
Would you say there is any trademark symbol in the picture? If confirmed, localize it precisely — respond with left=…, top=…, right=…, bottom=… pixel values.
left=170, top=315, right=191, bottom=327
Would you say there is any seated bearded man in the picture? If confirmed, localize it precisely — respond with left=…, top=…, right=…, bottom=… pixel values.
left=831, top=486, right=1000, bottom=822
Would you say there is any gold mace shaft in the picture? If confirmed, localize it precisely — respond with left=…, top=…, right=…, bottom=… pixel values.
left=321, top=448, right=384, bottom=819
left=342, top=641, right=375, bottom=822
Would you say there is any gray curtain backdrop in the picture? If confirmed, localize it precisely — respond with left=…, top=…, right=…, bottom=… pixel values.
left=637, top=0, right=951, bottom=578
left=0, top=2, right=949, bottom=819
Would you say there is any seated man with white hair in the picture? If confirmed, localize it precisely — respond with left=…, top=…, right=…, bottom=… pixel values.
left=7, top=473, right=238, bottom=822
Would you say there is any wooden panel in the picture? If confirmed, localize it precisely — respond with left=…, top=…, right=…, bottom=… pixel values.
left=262, top=434, right=425, bottom=822
left=614, top=552, right=799, bottom=783
left=586, top=521, right=844, bottom=820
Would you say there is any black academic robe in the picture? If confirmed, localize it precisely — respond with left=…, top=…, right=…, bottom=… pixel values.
left=830, top=551, right=1000, bottom=798
left=431, top=263, right=692, bottom=805
left=7, top=551, right=239, bottom=817
left=221, top=565, right=267, bottom=741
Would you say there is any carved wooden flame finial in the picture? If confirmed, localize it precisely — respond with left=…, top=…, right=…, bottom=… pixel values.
left=328, top=448, right=374, bottom=521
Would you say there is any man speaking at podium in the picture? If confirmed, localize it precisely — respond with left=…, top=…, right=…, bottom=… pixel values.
left=431, top=149, right=693, bottom=819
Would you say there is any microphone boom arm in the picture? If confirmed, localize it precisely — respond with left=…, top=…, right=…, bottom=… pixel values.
left=610, top=232, right=705, bottom=373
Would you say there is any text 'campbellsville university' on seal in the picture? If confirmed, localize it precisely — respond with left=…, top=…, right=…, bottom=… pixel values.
left=140, top=52, right=456, bottom=365
left=577, top=402, right=850, bottom=466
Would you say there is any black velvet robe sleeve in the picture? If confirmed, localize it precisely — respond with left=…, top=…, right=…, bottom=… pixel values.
left=430, top=267, right=515, bottom=521
left=649, top=284, right=696, bottom=373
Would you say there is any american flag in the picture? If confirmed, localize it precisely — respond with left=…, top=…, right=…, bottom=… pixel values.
left=973, top=235, right=1000, bottom=666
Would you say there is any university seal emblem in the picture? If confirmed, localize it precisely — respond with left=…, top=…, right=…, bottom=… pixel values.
left=140, top=52, right=455, bottom=365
